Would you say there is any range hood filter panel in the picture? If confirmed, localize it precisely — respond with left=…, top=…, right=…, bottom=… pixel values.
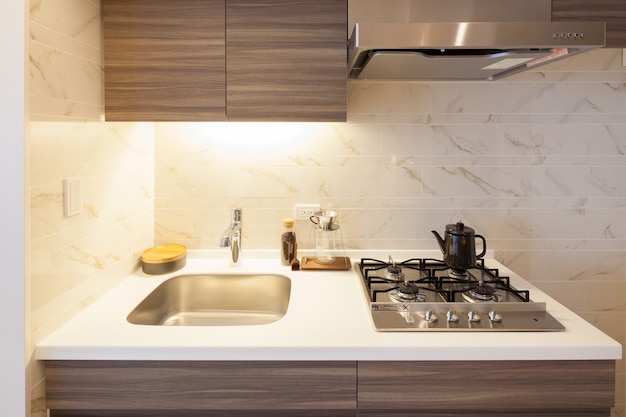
left=358, top=50, right=551, bottom=80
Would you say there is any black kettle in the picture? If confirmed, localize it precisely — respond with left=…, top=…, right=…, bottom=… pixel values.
left=432, top=222, right=486, bottom=270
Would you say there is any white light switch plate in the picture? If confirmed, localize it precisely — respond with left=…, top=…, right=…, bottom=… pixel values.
left=63, top=177, right=82, bottom=217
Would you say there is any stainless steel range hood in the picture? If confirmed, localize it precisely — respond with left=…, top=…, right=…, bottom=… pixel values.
left=347, top=0, right=606, bottom=81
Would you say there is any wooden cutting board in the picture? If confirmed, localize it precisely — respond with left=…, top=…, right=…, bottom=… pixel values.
left=300, top=256, right=351, bottom=270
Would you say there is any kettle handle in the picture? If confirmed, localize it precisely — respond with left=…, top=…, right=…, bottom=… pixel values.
left=475, top=234, right=487, bottom=258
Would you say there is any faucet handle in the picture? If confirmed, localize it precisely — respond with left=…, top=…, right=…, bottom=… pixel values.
left=231, top=207, right=242, bottom=224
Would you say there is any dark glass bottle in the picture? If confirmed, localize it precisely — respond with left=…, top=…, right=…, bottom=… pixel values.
left=280, top=218, right=297, bottom=265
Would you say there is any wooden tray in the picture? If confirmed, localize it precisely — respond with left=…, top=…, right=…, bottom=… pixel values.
left=300, top=256, right=351, bottom=270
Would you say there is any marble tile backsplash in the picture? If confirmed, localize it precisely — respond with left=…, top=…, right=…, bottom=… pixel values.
left=30, top=0, right=102, bottom=121
left=30, top=122, right=153, bottom=328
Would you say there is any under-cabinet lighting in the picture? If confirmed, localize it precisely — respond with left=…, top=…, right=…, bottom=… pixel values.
left=172, top=122, right=335, bottom=155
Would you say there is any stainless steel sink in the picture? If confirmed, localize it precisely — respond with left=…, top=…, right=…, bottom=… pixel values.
left=127, top=274, right=291, bottom=326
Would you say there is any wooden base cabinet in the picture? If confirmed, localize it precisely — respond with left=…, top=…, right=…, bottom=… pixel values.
left=45, top=361, right=356, bottom=417
left=44, top=360, right=616, bottom=417
left=358, top=360, right=616, bottom=417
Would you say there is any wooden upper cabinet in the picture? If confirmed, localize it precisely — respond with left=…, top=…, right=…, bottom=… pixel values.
left=103, top=0, right=347, bottom=122
left=552, top=0, right=626, bottom=48
left=226, top=0, right=347, bottom=122
left=103, top=0, right=227, bottom=121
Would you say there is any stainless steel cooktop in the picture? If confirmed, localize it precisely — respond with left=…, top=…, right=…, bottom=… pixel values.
left=356, top=257, right=565, bottom=332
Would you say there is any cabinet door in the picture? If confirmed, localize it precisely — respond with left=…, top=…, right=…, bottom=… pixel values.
left=103, top=0, right=226, bottom=121
left=358, top=360, right=615, bottom=417
left=552, top=0, right=626, bottom=48
left=45, top=360, right=357, bottom=413
left=226, top=0, right=347, bottom=122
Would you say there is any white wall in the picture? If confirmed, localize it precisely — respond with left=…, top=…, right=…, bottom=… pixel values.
left=1, top=0, right=27, bottom=416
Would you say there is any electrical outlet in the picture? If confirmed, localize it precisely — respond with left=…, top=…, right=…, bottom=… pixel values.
left=294, top=204, right=320, bottom=221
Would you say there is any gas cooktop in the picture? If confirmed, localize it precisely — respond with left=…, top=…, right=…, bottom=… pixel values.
left=356, top=257, right=565, bottom=332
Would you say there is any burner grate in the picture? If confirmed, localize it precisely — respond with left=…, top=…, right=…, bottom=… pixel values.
left=358, top=257, right=529, bottom=304
left=355, top=257, right=565, bottom=332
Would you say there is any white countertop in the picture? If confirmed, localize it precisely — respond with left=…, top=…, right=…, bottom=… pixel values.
left=36, top=250, right=622, bottom=361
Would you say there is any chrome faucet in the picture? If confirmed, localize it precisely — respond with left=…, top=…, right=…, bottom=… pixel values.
left=219, top=208, right=242, bottom=266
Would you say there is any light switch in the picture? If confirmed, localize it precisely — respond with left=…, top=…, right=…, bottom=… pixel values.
left=63, top=177, right=82, bottom=217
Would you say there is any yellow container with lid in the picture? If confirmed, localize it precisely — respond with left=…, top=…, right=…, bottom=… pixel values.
left=141, top=244, right=187, bottom=275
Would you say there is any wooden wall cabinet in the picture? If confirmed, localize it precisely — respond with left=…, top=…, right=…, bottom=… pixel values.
left=226, top=0, right=347, bottom=122
left=103, top=0, right=347, bottom=122
left=103, top=0, right=227, bottom=121
left=44, top=359, right=616, bottom=417
left=552, top=0, right=626, bottom=48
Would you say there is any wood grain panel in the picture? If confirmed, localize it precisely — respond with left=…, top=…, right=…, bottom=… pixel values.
left=358, top=411, right=611, bottom=417
left=358, top=360, right=615, bottom=415
left=45, top=359, right=615, bottom=416
left=226, top=0, right=347, bottom=122
left=103, top=0, right=226, bottom=121
left=552, top=0, right=626, bottom=48
left=51, top=410, right=356, bottom=417
left=45, top=361, right=357, bottom=411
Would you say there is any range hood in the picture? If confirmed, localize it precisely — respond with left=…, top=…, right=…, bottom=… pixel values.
left=347, top=0, right=606, bottom=81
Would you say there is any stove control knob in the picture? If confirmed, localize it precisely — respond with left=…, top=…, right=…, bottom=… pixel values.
left=424, top=308, right=438, bottom=322
left=488, top=309, right=502, bottom=322
left=446, top=310, right=459, bottom=322
left=468, top=310, right=481, bottom=322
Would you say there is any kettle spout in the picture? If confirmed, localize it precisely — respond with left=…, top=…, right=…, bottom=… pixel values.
left=431, top=230, right=446, bottom=255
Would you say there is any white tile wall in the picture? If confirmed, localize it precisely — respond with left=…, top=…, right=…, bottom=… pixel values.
left=29, top=0, right=102, bottom=121
left=30, top=122, right=154, bottom=320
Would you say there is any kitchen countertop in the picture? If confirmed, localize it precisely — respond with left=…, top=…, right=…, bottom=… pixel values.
left=36, top=250, right=622, bottom=361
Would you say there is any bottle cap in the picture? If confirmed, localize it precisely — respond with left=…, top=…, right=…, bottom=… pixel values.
left=283, top=218, right=295, bottom=228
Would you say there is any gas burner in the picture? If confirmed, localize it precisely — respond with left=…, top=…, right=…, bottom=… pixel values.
left=462, top=284, right=502, bottom=303
left=389, top=282, right=426, bottom=303
left=449, top=268, right=469, bottom=279
left=385, top=264, right=404, bottom=281
left=383, top=256, right=405, bottom=281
